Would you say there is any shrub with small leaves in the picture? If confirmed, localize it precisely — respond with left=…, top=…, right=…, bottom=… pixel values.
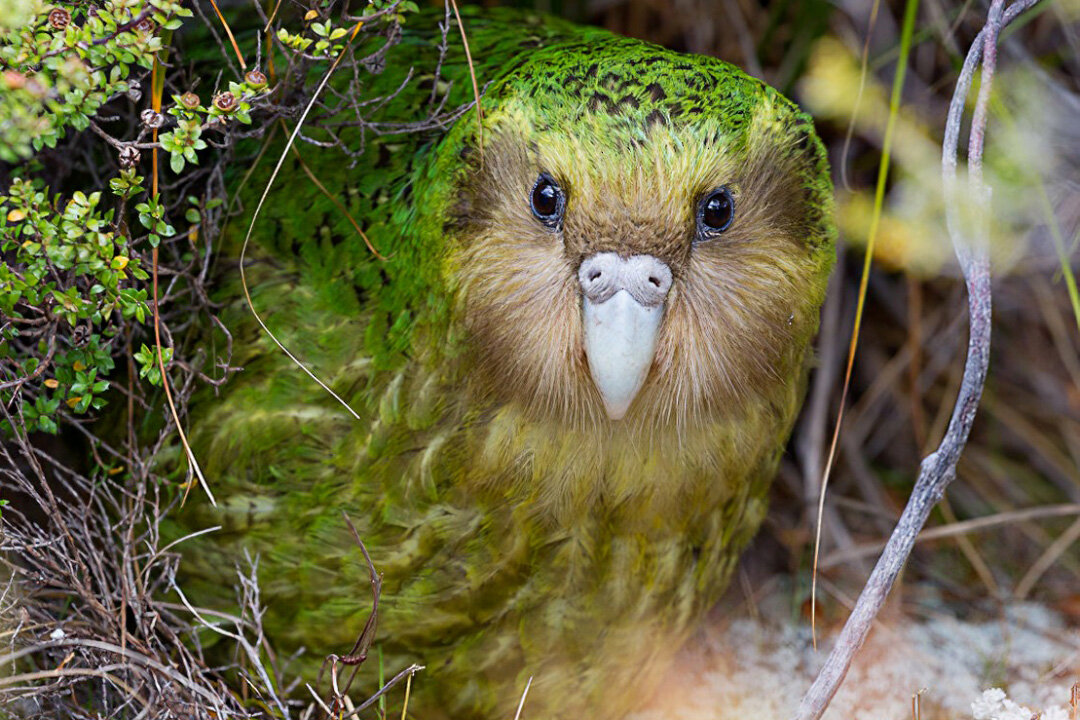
left=158, top=118, right=207, bottom=174
left=0, top=0, right=192, bottom=162
left=1, top=0, right=422, bottom=445
left=157, top=74, right=268, bottom=173
left=133, top=342, right=170, bottom=385
left=0, top=178, right=147, bottom=433
left=0, top=0, right=438, bottom=714
left=0, top=0, right=277, bottom=436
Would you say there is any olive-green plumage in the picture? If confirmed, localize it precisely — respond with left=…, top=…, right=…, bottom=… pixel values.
left=177, top=8, right=835, bottom=719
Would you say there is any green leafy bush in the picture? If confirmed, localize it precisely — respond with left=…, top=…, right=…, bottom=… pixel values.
left=0, top=0, right=266, bottom=434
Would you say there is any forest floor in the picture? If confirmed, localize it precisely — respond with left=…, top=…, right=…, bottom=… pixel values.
left=634, top=581, right=1079, bottom=720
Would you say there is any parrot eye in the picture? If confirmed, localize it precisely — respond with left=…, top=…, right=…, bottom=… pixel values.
left=530, top=174, right=565, bottom=228
left=697, top=188, right=735, bottom=236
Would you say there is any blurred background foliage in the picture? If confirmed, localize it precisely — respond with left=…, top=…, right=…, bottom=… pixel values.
left=1, top=0, right=1079, bottom=715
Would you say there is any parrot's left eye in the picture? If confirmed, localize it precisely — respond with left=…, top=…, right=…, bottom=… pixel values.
left=530, top=174, right=565, bottom=229
left=696, top=188, right=735, bottom=238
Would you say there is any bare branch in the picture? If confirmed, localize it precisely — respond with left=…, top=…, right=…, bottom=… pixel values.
left=790, top=1, right=1043, bottom=718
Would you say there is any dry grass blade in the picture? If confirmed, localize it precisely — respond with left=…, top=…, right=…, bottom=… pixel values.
left=400, top=670, right=414, bottom=720
left=809, top=0, right=919, bottom=647
left=153, top=244, right=216, bottom=507
left=911, top=687, right=927, bottom=720
left=449, top=0, right=483, bottom=157
left=1015, top=515, right=1080, bottom=598
left=282, top=123, right=388, bottom=261
left=0, top=666, right=148, bottom=705
left=0, top=335, right=250, bottom=718
left=238, top=21, right=369, bottom=422
left=513, top=676, right=534, bottom=720
left=147, top=50, right=215, bottom=506
left=791, top=1, right=1044, bottom=718
left=819, top=503, right=1080, bottom=567
left=263, top=0, right=284, bottom=32
left=207, top=0, right=246, bottom=69
left=1038, top=179, right=1080, bottom=334
left=838, top=0, right=881, bottom=193
left=172, top=564, right=293, bottom=718
left=0, top=638, right=228, bottom=708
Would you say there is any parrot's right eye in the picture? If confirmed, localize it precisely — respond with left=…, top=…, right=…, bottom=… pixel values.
left=697, top=187, right=735, bottom=237
left=530, top=174, right=565, bottom=228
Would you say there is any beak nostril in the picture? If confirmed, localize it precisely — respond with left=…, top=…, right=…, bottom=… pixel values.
left=579, top=253, right=672, bottom=306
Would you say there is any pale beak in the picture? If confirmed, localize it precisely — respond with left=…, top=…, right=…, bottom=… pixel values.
left=578, top=253, right=673, bottom=420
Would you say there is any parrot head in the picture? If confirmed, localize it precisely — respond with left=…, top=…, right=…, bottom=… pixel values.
left=421, top=37, right=834, bottom=429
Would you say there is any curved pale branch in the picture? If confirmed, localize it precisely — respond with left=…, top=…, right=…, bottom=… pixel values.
left=791, top=1, right=1042, bottom=718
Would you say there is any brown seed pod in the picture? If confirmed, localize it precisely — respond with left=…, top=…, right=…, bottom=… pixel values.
left=212, top=91, right=237, bottom=112
left=179, top=92, right=200, bottom=110
left=132, top=16, right=154, bottom=33
left=140, top=109, right=163, bottom=129
left=48, top=8, right=70, bottom=30
left=118, top=145, right=140, bottom=168
left=244, top=69, right=268, bottom=89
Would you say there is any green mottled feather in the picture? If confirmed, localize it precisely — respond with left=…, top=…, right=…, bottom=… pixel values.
left=171, top=8, right=835, bottom=720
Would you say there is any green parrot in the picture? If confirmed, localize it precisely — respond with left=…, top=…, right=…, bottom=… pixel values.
left=176, top=7, right=835, bottom=719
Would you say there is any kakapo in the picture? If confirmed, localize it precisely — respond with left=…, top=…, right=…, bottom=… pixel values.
left=176, top=8, right=835, bottom=719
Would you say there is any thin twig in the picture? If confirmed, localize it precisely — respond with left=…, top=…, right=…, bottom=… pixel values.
left=337, top=664, right=425, bottom=720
